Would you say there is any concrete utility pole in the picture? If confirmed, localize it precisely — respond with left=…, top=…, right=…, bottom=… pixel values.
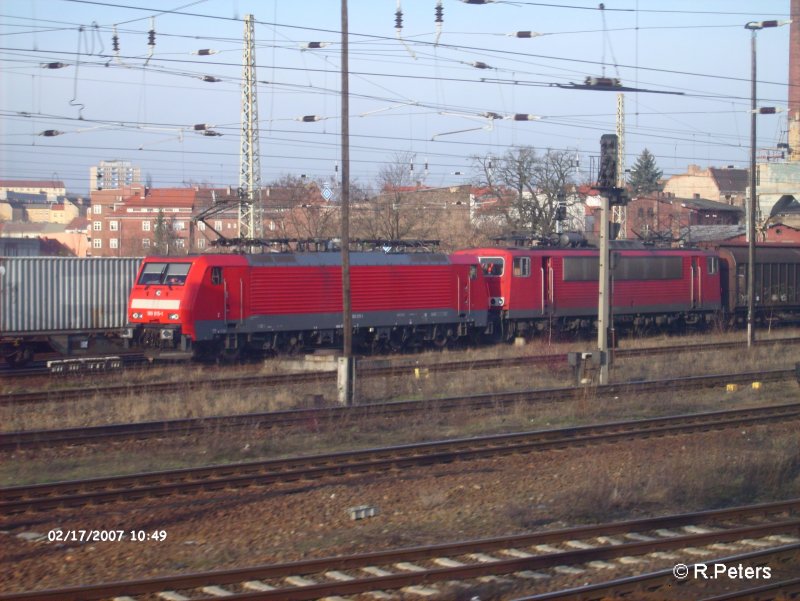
left=612, top=93, right=627, bottom=239
left=239, top=14, right=263, bottom=243
left=596, top=133, right=624, bottom=386
left=744, top=18, right=789, bottom=348
left=339, top=0, right=354, bottom=405
left=597, top=192, right=611, bottom=385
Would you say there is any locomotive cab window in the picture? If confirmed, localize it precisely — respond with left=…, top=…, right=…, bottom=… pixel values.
left=211, top=266, right=223, bottom=285
left=512, top=257, right=530, bottom=277
left=137, top=262, right=191, bottom=286
left=480, top=257, right=504, bottom=276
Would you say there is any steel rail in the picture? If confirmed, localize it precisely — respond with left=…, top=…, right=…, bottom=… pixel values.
left=0, top=367, right=795, bottom=450
left=698, top=576, right=800, bottom=601
left=2, top=509, right=799, bottom=601
left=514, top=544, right=800, bottom=601
left=3, top=335, right=798, bottom=405
left=3, top=402, right=800, bottom=514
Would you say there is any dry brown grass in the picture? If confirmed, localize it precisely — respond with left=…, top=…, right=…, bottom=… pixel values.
left=554, top=426, right=800, bottom=522
left=2, top=329, right=799, bottom=487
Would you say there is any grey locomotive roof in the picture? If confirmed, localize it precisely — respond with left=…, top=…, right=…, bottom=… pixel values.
left=246, top=252, right=452, bottom=267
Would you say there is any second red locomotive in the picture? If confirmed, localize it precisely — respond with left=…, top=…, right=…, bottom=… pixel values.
left=452, top=245, right=722, bottom=340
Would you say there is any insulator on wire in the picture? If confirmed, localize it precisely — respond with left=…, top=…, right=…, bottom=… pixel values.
left=112, top=33, right=119, bottom=51
left=297, top=115, right=323, bottom=122
left=147, top=29, right=155, bottom=47
left=483, top=111, right=503, bottom=120
left=472, top=61, right=490, bottom=69
left=39, top=130, right=62, bottom=137
left=511, top=114, right=541, bottom=121
left=395, top=9, right=403, bottom=30
left=42, top=62, right=67, bottom=69
left=461, top=0, right=496, bottom=4
left=193, top=123, right=213, bottom=130
left=303, top=42, right=330, bottom=49
left=434, top=0, right=444, bottom=44
left=510, top=31, right=542, bottom=38
left=201, top=130, right=222, bottom=137
left=193, top=49, right=217, bottom=55
left=202, top=75, right=221, bottom=82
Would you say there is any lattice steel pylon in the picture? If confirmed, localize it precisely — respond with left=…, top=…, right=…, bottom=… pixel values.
left=239, top=14, right=263, bottom=241
left=612, top=92, right=627, bottom=238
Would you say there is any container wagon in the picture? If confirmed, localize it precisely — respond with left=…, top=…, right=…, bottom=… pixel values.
left=0, top=256, right=142, bottom=367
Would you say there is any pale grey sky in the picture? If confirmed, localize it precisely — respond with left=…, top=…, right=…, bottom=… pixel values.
left=0, top=0, right=793, bottom=193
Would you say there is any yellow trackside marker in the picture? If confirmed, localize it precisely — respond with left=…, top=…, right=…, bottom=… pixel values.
left=726, top=384, right=739, bottom=393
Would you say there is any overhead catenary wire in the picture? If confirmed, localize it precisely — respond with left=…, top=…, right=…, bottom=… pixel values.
left=1, top=1, right=791, bottom=195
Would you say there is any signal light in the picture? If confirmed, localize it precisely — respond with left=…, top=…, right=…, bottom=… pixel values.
left=598, top=134, right=618, bottom=189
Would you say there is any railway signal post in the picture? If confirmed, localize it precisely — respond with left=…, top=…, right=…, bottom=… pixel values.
left=596, top=134, right=628, bottom=385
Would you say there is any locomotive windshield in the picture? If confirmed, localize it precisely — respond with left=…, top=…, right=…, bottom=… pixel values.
left=479, top=257, right=504, bottom=277
left=137, top=262, right=191, bottom=286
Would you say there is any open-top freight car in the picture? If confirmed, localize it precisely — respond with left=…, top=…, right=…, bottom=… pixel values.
left=0, top=257, right=142, bottom=367
left=124, top=250, right=489, bottom=361
left=452, top=245, right=722, bottom=340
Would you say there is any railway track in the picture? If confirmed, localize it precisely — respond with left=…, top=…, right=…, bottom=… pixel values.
left=2, top=500, right=799, bottom=601
left=3, top=335, right=799, bottom=405
left=1, top=367, right=795, bottom=450
left=3, top=401, right=800, bottom=515
left=516, top=545, right=800, bottom=601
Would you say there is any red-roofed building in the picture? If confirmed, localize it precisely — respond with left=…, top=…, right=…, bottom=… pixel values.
left=89, top=185, right=242, bottom=256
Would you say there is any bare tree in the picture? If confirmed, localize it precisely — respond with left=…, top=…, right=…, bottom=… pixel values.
left=353, top=152, right=433, bottom=241
left=473, top=146, right=577, bottom=237
left=266, top=174, right=339, bottom=239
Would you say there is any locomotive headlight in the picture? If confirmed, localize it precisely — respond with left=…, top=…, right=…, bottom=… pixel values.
left=132, top=312, right=143, bottom=319
left=169, top=313, right=179, bottom=320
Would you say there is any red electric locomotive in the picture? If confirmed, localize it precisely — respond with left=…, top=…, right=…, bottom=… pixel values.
left=124, top=251, right=489, bottom=361
left=452, top=245, right=722, bottom=339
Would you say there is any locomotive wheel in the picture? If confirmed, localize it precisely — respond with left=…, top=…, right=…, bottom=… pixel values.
left=4, top=346, right=33, bottom=368
left=388, top=329, right=407, bottom=352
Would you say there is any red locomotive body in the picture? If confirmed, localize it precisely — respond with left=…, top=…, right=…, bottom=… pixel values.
left=125, top=251, right=488, bottom=359
left=452, top=246, right=722, bottom=338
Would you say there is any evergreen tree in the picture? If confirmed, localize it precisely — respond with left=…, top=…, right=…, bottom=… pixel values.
left=628, top=149, right=663, bottom=196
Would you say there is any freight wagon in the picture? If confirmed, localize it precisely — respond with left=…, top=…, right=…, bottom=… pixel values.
left=716, top=243, right=800, bottom=325
left=0, top=257, right=142, bottom=367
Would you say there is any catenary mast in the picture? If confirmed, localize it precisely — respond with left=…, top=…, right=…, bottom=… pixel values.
left=239, top=14, right=263, bottom=242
